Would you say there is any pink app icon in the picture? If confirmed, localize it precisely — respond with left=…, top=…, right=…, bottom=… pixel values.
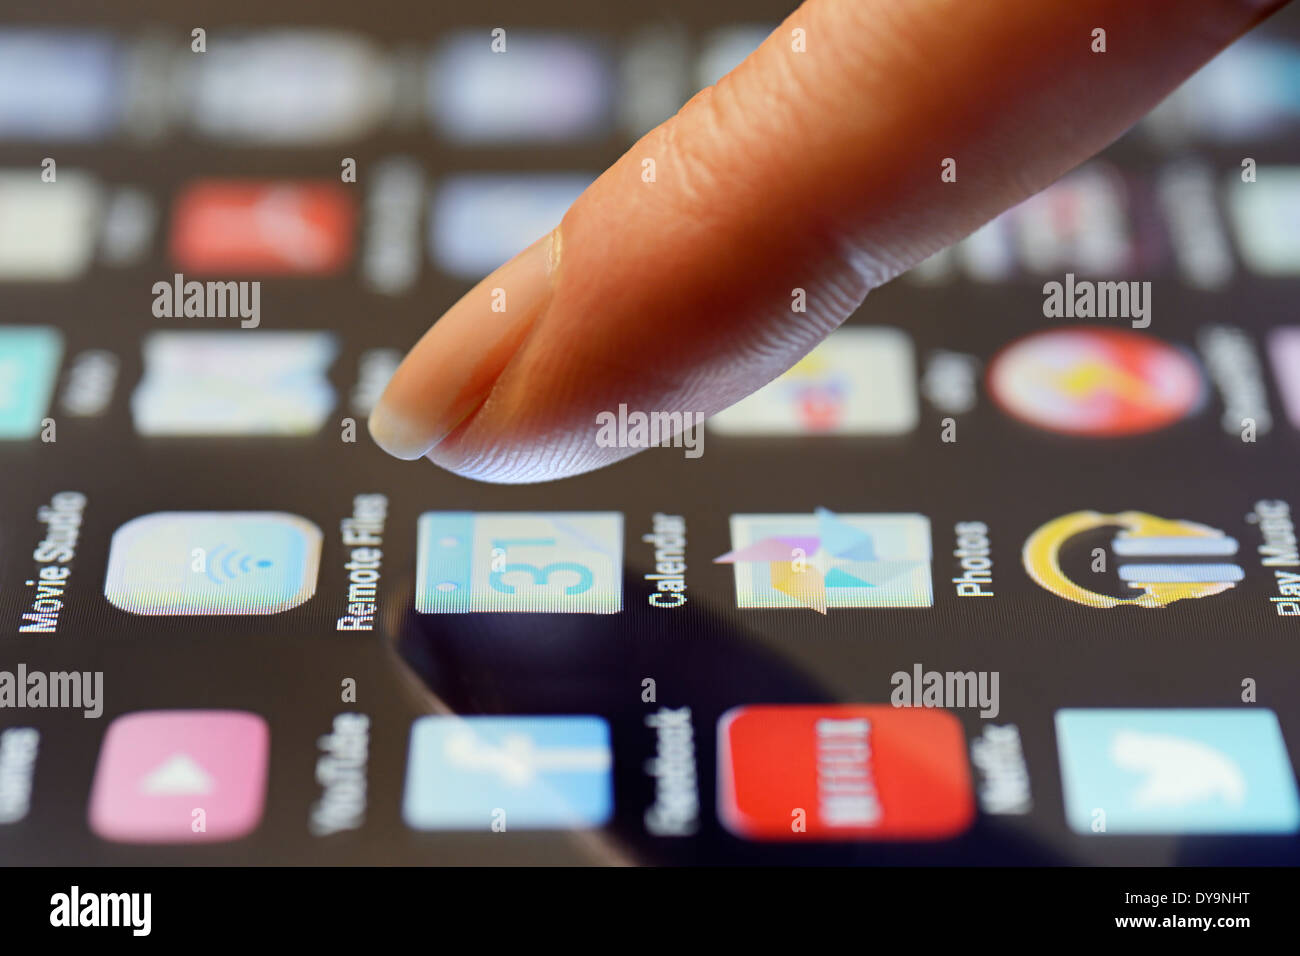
left=1270, top=328, right=1300, bottom=431
left=89, top=710, right=269, bottom=844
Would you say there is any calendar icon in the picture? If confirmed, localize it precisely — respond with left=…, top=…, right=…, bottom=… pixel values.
left=415, top=511, right=623, bottom=613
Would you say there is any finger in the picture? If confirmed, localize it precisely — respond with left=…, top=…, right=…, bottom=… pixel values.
left=370, top=0, right=1286, bottom=482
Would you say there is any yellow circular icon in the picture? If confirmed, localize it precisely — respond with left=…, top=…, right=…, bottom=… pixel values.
left=1022, top=510, right=1240, bottom=608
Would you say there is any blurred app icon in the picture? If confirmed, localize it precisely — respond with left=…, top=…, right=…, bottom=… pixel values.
left=718, top=704, right=974, bottom=841
left=0, top=31, right=121, bottom=140
left=169, top=180, right=355, bottom=275
left=709, top=327, right=918, bottom=435
left=360, top=157, right=425, bottom=296
left=0, top=171, right=100, bottom=280
left=1144, top=38, right=1300, bottom=142
left=988, top=328, right=1204, bottom=436
left=716, top=509, right=932, bottom=613
left=0, top=326, right=62, bottom=438
left=907, top=165, right=1133, bottom=284
left=1055, top=709, right=1300, bottom=835
left=1156, top=161, right=1235, bottom=290
left=954, top=217, right=1017, bottom=282
left=428, top=32, right=610, bottom=143
left=1007, top=164, right=1132, bottom=276
left=0, top=727, right=38, bottom=824
left=619, top=25, right=689, bottom=137
left=696, top=24, right=774, bottom=88
left=1023, top=510, right=1242, bottom=610
left=416, top=511, right=623, bottom=614
left=100, top=187, right=160, bottom=268
left=89, top=710, right=269, bottom=843
left=403, top=715, right=613, bottom=830
left=1269, top=327, right=1300, bottom=430
left=131, top=331, right=337, bottom=436
left=1227, top=166, right=1300, bottom=276
left=104, top=511, right=322, bottom=615
left=189, top=31, right=394, bottom=144
left=430, top=174, right=591, bottom=278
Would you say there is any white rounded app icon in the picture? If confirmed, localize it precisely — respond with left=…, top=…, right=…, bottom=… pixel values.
left=104, top=511, right=322, bottom=615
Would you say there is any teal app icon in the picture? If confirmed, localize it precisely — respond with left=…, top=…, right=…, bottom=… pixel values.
left=0, top=325, right=62, bottom=439
left=1056, top=708, right=1300, bottom=834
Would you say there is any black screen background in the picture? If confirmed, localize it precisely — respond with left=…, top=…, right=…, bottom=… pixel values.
left=1, top=0, right=1298, bottom=865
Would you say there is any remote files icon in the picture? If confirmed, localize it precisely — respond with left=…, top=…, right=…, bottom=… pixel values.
left=104, top=512, right=322, bottom=615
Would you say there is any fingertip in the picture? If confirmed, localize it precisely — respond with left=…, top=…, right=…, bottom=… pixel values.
left=367, top=231, right=559, bottom=463
left=367, top=403, right=438, bottom=461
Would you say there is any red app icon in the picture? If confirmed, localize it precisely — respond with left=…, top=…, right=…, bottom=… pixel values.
left=169, top=180, right=355, bottom=275
left=987, top=327, right=1204, bottom=437
left=718, top=704, right=974, bottom=841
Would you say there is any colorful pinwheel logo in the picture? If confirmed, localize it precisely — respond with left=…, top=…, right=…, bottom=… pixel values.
left=714, top=508, right=932, bottom=613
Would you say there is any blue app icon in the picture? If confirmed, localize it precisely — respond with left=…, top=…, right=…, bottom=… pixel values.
left=430, top=174, right=592, bottom=279
left=0, top=31, right=122, bottom=140
left=0, top=326, right=62, bottom=439
left=403, top=716, right=613, bottom=830
left=427, top=32, right=611, bottom=144
left=1055, top=708, right=1300, bottom=834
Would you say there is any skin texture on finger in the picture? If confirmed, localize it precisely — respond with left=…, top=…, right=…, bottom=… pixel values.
left=372, top=0, right=1286, bottom=483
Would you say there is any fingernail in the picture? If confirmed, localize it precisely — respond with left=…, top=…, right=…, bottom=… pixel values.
left=369, top=230, right=559, bottom=460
